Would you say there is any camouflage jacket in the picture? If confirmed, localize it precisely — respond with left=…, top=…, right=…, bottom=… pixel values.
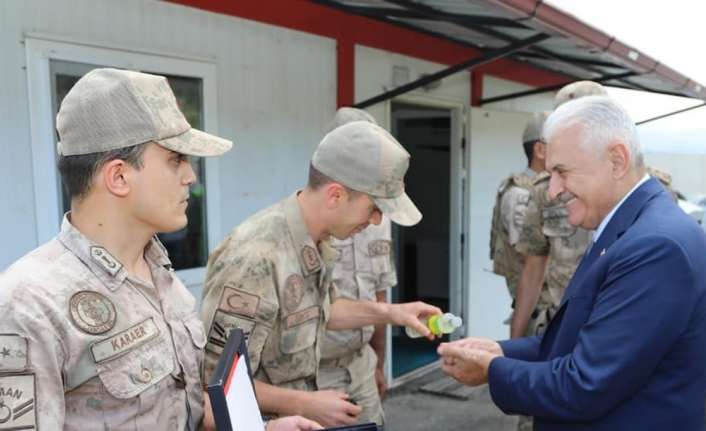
left=0, top=216, right=205, bottom=430
left=490, top=169, right=537, bottom=297
left=201, top=193, right=336, bottom=391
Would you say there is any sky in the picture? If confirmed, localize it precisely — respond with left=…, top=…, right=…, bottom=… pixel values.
left=546, top=0, right=706, bottom=154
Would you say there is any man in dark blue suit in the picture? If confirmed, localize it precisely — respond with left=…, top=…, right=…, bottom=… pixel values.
left=439, top=95, right=706, bottom=430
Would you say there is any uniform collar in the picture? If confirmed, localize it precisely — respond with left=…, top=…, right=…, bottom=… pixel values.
left=283, top=193, right=323, bottom=276
left=57, top=214, right=173, bottom=291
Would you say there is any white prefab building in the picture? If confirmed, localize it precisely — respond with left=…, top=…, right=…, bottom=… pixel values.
left=1, top=0, right=701, bottom=382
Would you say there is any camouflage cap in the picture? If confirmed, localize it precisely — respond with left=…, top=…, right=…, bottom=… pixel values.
left=312, top=121, right=422, bottom=226
left=522, top=112, right=549, bottom=144
left=327, top=107, right=377, bottom=132
left=56, top=68, right=232, bottom=157
left=554, top=81, right=608, bottom=108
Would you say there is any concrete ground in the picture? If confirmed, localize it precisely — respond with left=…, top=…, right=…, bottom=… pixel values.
left=383, top=366, right=518, bottom=431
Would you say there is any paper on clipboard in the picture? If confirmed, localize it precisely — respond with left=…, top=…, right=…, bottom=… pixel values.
left=224, top=353, right=264, bottom=431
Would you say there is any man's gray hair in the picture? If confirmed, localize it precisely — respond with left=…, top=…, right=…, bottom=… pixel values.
left=543, top=95, right=643, bottom=167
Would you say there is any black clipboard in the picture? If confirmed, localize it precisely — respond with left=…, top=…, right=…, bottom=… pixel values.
left=208, top=328, right=380, bottom=431
left=207, top=328, right=262, bottom=431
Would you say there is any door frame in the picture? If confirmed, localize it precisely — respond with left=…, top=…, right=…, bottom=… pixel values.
left=385, top=94, right=470, bottom=386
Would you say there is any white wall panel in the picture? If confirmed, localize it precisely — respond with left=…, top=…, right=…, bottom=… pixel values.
left=468, top=108, right=532, bottom=339
left=0, top=0, right=336, bottom=276
left=483, top=75, right=554, bottom=113
left=354, top=45, right=471, bottom=128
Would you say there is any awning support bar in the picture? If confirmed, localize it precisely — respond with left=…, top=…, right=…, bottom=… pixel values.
left=636, top=102, right=706, bottom=126
left=354, top=33, right=550, bottom=109
left=479, top=71, right=638, bottom=105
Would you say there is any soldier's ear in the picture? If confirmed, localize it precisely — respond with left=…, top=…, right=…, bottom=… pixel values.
left=534, top=141, right=546, bottom=160
left=323, top=182, right=346, bottom=209
left=101, top=159, right=131, bottom=198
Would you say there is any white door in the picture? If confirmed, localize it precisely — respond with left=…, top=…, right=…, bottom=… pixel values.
left=466, top=108, right=533, bottom=340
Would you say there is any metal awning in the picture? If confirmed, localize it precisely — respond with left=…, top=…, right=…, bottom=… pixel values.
left=313, top=0, right=706, bottom=105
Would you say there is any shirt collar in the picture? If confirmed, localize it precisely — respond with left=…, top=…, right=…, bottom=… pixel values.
left=282, top=193, right=323, bottom=276
left=593, top=173, right=650, bottom=243
left=523, top=167, right=539, bottom=178
left=57, top=213, right=173, bottom=290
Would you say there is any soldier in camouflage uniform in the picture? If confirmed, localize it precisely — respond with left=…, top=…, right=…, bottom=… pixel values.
left=318, top=108, right=398, bottom=426
left=490, top=113, right=548, bottom=313
left=201, top=121, right=441, bottom=428
left=0, top=68, right=320, bottom=431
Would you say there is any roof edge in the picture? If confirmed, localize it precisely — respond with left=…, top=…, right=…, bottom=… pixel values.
left=485, top=0, right=706, bottom=100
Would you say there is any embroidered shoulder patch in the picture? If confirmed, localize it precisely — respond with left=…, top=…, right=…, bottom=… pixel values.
left=206, top=310, right=255, bottom=354
left=0, top=335, right=28, bottom=372
left=69, top=291, right=117, bottom=335
left=0, top=373, right=36, bottom=429
left=219, top=286, right=260, bottom=319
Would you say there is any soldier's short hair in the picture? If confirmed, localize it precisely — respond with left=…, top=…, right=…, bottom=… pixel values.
left=307, top=163, right=361, bottom=199
left=522, top=141, right=537, bottom=165
left=58, top=143, right=147, bottom=201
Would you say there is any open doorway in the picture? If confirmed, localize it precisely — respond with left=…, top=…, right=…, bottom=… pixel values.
left=390, top=102, right=453, bottom=378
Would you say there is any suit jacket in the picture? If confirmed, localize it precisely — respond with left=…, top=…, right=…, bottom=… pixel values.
left=489, top=178, right=706, bottom=430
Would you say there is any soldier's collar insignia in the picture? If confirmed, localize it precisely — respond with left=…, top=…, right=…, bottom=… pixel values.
left=90, top=246, right=123, bottom=277
left=69, top=290, right=117, bottom=335
left=301, top=245, right=321, bottom=273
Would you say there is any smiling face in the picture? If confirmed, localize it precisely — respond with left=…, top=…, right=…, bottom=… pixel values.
left=545, top=124, right=617, bottom=230
left=329, top=190, right=383, bottom=240
left=127, top=143, right=197, bottom=233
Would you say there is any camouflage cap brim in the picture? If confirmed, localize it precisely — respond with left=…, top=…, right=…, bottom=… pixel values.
left=156, top=128, right=233, bottom=157
left=373, top=192, right=422, bottom=227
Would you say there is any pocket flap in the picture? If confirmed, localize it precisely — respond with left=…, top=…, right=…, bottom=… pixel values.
left=183, top=313, right=207, bottom=349
left=280, top=309, right=318, bottom=355
left=96, top=334, right=174, bottom=399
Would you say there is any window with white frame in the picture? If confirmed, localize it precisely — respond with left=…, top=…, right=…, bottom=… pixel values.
left=27, top=38, right=223, bottom=285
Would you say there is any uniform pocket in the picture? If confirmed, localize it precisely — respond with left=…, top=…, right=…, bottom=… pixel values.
left=262, top=318, right=318, bottom=385
left=96, top=334, right=175, bottom=399
left=182, top=312, right=206, bottom=349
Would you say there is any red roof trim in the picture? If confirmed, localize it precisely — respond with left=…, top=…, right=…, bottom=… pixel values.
left=166, top=0, right=569, bottom=100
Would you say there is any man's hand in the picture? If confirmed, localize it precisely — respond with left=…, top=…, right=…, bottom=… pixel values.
left=389, top=302, right=443, bottom=340
left=443, top=337, right=503, bottom=355
left=437, top=340, right=503, bottom=386
left=202, top=390, right=216, bottom=431
left=266, top=416, right=323, bottom=431
left=299, top=390, right=362, bottom=427
left=375, top=366, right=387, bottom=399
